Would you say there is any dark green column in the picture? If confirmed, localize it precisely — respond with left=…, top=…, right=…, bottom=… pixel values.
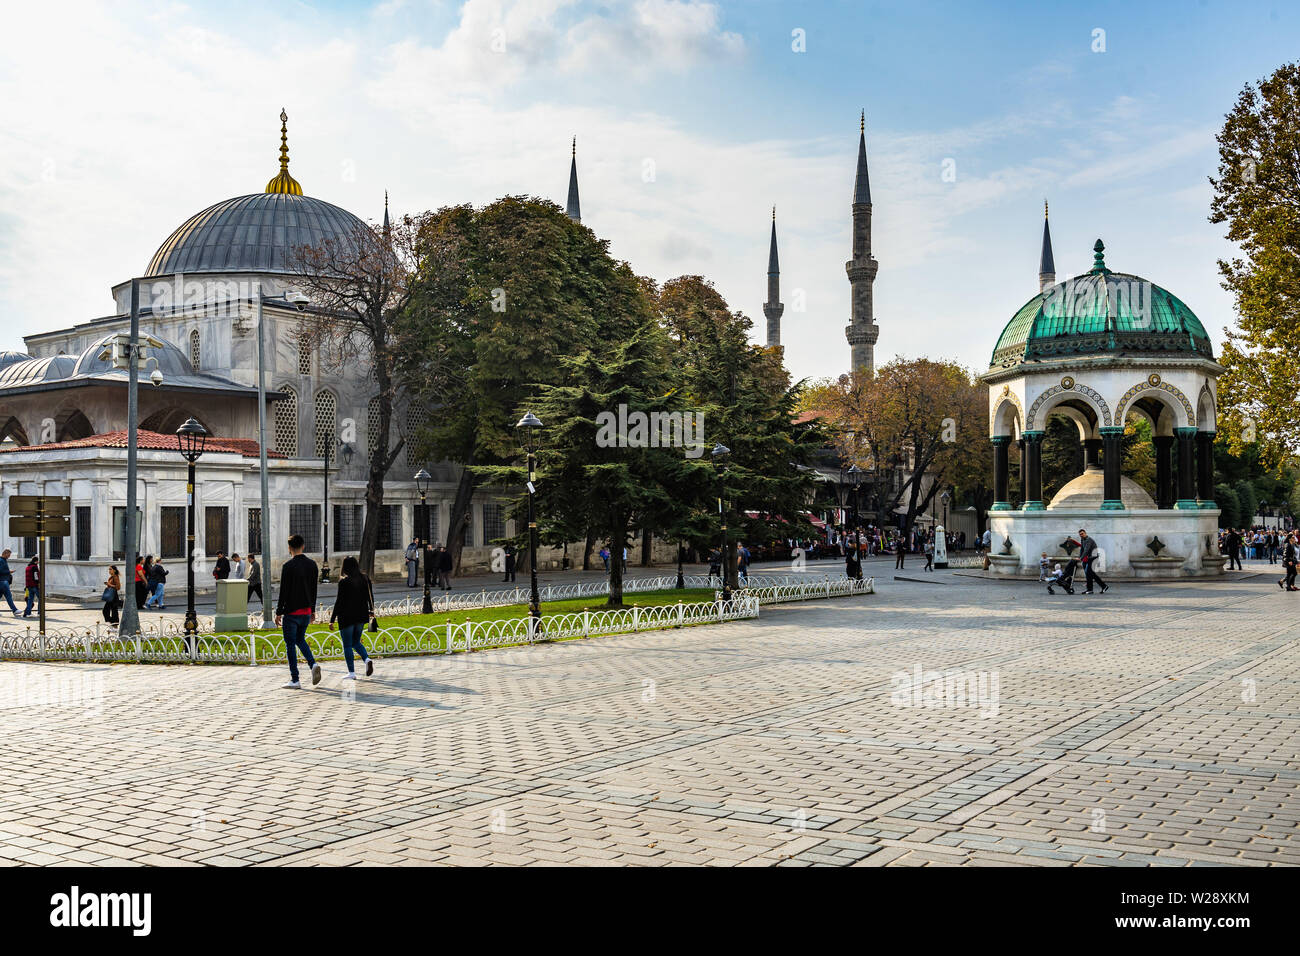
left=991, top=435, right=1012, bottom=511
left=1175, top=427, right=1197, bottom=509
left=1017, top=436, right=1026, bottom=508
left=1100, top=425, right=1124, bottom=510
left=1153, top=434, right=1174, bottom=510
left=1023, top=430, right=1045, bottom=510
left=1196, top=431, right=1216, bottom=508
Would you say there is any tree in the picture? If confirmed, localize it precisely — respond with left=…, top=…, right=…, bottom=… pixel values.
left=394, top=197, right=609, bottom=573
left=815, top=358, right=988, bottom=541
left=1123, top=417, right=1157, bottom=499
left=1040, top=415, right=1083, bottom=502
left=291, top=213, right=422, bottom=575
left=650, top=276, right=823, bottom=587
left=1216, top=483, right=1241, bottom=528
left=1210, top=61, right=1300, bottom=464
left=1234, top=478, right=1260, bottom=525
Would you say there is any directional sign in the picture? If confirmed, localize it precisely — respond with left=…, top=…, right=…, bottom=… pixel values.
left=9, top=494, right=71, bottom=517
left=8, top=515, right=70, bottom=537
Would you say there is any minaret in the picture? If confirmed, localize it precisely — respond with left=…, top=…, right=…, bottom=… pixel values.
left=565, top=137, right=581, bottom=222
left=1039, top=200, right=1055, bottom=292
left=382, top=190, right=391, bottom=239
left=845, top=111, right=879, bottom=375
left=763, top=207, right=784, bottom=348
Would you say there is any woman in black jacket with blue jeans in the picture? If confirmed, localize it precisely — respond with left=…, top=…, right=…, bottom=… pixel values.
left=328, top=556, right=375, bottom=679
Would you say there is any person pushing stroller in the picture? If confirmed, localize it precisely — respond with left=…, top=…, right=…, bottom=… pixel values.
left=1046, top=558, right=1079, bottom=595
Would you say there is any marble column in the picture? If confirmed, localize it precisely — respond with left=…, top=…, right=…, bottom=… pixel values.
left=1100, top=426, right=1125, bottom=510
left=1196, top=431, right=1216, bottom=508
left=991, top=436, right=1012, bottom=511
left=1153, top=435, right=1174, bottom=510
left=1023, top=430, right=1045, bottom=510
left=1175, top=427, right=1198, bottom=509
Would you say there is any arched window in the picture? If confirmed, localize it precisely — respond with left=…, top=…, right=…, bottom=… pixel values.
left=189, top=329, right=201, bottom=371
left=367, top=396, right=383, bottom=460
left=314, top=389, right=337, bottom=463
left=297, top=328, right=312, bottom=376
left=273, top=385, right=298, bottom=456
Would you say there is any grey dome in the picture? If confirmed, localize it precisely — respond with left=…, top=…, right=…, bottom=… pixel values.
left=0, top=350, right=33, bottom=371
left=145, top=192, right=367, bottom=276
left=72, top=335, right=196, bottom=378
left=0, top=354, right=78, bottom=387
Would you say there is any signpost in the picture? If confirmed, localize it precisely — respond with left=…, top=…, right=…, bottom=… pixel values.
left=7, top=494, right=71, bottom=635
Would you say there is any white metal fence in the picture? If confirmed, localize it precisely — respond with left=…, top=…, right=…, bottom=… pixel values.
left=0, top=596, right=761, bottom=665
left=725, top=576, right=875, bottom=605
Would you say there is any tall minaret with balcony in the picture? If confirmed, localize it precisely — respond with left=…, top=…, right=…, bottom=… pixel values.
left=845, top=111, right=879, bottom=375
left=763, top=207, right=784, bottom=348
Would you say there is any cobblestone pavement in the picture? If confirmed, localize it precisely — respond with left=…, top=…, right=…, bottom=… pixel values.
left=1, top=564, right=1297, bottom=866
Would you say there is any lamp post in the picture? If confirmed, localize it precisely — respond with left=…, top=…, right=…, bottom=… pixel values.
left=516, top=412, right=543, bottom=624
left=848, top=464, right=862, bottom=550
left=414, top=469, right=432, bottom=614
left=712, top=443, right=731, bottom=601
left=936, top=489, right=951, bottom=569
left=175, top=418, right=208, bottom=644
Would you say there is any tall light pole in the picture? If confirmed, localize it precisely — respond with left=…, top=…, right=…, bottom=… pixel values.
left=255, top=285, right=309, bottom=628
left=175, top=418, right=208, bottom=645
left=516, top=412, right=543, bottom=623
left=414, top=469, right=433, bottom=614
left=936, top=488, right=951, bottom=569
left=118, top=279, right=143, bottom=638
left=712, top=443, right=731, bottom=602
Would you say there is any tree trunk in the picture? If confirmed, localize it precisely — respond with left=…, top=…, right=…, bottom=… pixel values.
left=640, top=527, right=652, bottom=567
left=446, top=455, right=477, bottom=575
left=582, top=526, right=596, bottom=571
left=606, top=513, right=627, bottom=608
left=358, top=370, right=396, bottom=576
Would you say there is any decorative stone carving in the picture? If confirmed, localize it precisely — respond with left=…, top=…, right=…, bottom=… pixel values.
left=1025, top=383, right=1112, bottom=430
left=1114, top=378, right=1195, bottom=429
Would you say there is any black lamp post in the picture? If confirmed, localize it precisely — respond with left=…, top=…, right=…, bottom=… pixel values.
left=711, top=443, right=731, bottom=601
left=414, top=468, right=433, bottom=614
left=937, top=489, right=951, bottom=568
left=175, top=418, right=208, bottom=644
left=848, top=464, right=862, bottom=550
left=516, top=412, right=543, bottom=623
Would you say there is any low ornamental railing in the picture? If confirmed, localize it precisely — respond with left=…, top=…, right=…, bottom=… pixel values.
left=723, top=576, right=875, bottom=605
left=0, top=596, right=761, bottom=665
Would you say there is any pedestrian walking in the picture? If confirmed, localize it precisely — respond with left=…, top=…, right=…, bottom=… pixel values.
left=328, top=556, right=375, bottom=680
left=102, top=565, right=122, bottom=623
left=274, top=534, right=321, bottom=689
left=1078, top=528, right=1109, bottom=594
left=438, top=544, right=453, bottom=590
left=894, top=536, right=906, bottom=570
left=599, top=546, right=610, bottom=572
left=924, top=539, right=934, bottom=572
left=0, top=548, right=18, bottom=617
left=231, top=553, right=244, bottom=579
left=1226, top=528, right=1243, bottom=570
left=247, top=554, right=264, bottom=606
left=22, top=555, right=39, bottom=617
left=405, top=539, right=419, bottom=587
left=134, top=556, right=148, bottom=609
left=1279, top=534, right=1298, bottom=592
left=214, top=550, right=231, bottom=580
left=145, top=559, right=168, bottom=608
left=503, top=544, right=517, bottom=583
left=737, top=543, right=750, bottom=586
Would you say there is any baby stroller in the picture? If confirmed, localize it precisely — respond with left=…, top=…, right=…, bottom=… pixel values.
left=1046, top=559, right=1078, bottom=595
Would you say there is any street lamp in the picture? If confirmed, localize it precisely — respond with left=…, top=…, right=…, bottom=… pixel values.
left=321, top=439, right=354, bottom=582
left=175, top=418, right=208, bottom=645
left=414, top=468, right=433, bottom=614
left=711, top=443, right=731, bottom=601
left=516, top=412, right=543, bottom=624
left=937, top=488, right=951, bottom=569
left=848, top=464, right=862, bottom=547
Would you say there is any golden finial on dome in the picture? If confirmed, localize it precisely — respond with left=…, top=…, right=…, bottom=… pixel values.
left=265, top=107, right=303, bottom=196
left=1044, top=198, right=1049, bottom=219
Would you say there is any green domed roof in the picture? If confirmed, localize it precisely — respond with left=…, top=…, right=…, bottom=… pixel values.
left=991, top=240, right=1214, bottom=369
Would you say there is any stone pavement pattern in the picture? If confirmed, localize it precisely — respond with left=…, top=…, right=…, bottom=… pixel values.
left=1, top=565, right=1297, bottom=866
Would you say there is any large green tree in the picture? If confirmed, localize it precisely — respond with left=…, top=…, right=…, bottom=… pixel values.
left=1210, top=61, right=1300, bottom=464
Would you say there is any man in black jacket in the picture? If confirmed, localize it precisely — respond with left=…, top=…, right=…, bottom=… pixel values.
left=1279, top=534, right=1298, bottom=592
left=1078, top=528, right=1109, bottom=595
left=1226, top=529, right=1243, bottom=570
left=274, top=534, right=321, bottom=688
left=438, top=544, right=454, bottom=591
left=214, top=550, right=231, bottom=580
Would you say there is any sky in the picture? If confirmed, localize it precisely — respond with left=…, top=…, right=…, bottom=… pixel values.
left=0, top=0, right=1294, bottom=383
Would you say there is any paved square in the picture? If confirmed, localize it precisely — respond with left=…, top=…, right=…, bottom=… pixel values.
left=1, top=565, right=1297, bottom=866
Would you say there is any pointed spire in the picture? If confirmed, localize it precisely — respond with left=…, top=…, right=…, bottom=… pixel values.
left=565, top=136, right=581, bottom=222
left=265, top=108, right=303, bottom=196
left=1090, top=238, right=1109, bottom=274
left=853, top=110, right=871, bottom=205
left=1038, top=199, right=1055, bottom=290
left=383, top=190, right=391, bottom=235
left=768, top=206, right=779, bottom=276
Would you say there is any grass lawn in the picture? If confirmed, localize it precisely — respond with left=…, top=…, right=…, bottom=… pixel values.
left=215, top=587, right=718, bottom=637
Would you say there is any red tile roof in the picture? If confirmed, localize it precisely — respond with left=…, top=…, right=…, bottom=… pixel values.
left=0, top=429, right=285, bottom=458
